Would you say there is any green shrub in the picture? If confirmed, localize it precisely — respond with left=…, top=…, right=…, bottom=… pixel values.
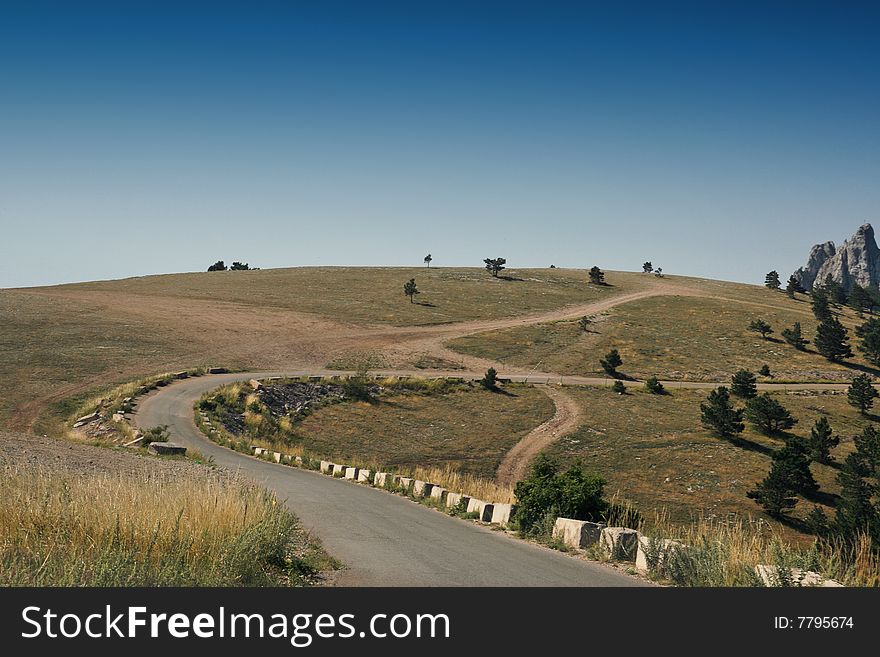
left=513, top=455, right=609, bottom=535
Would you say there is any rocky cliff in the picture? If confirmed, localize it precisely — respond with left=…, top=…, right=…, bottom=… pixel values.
left=793, top=223, right=880, bottom=292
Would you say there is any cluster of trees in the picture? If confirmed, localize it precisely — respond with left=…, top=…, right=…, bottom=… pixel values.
left=642, top=262, right=663, bottom=277
left=207, top=260, right=251, bottom=271
left=766, top=270, right=880, bottom=313
left=700, top=369, right=880, bottom=545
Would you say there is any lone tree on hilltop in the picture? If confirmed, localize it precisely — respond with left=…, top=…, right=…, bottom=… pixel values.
left=744, top=393, right=797, bottom=435
left=814, top=315, right=852, bottom=362
left=403, top=278, right=420, bottom=303
left=765, top=271, right=781, bottom=290
left=700, top=386, right=744, bottom=437
left=642, top=262, right=653, bottom=273
left=207, top=260, right=227, bottom=272
left=785, top=275, right=803, bottom=298
left=424, top=254, right=432, bottom=268
left=781, top=322, right=808, bottom=350
left=230, top=261, right=250, bottom=270
left=589, top=266, right=606, bottom=285
left=599, top=348, right=623, bottom=378
left=481, top=367, right=498, bottom=391
left=748, top=319, right=773, bottom=339
left=806, top=416, right=839, bottom=464
left=730, top=369, right=757, bottom=399
left=484, top=257, right=506, bottom=277
left=847, top=374, right=878, bottom=416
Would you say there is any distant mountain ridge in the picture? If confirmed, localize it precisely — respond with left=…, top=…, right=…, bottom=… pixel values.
left=793, top=223, right=880, bottom=292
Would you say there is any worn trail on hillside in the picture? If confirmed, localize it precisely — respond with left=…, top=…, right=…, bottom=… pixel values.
left=495, top=386, right=582, bottom=487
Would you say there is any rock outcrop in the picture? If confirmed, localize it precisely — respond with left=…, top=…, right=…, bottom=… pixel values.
left=793, top=223, right=880, bottom=292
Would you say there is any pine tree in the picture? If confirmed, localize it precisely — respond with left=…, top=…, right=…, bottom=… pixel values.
left=747, top=463, right=798, bottom=518
left=814, top=315, right=852, bottom=362
left=599, top=349, right=623, bottom=377
left=403, top=278, right=420, bottom=303
left=644, top=376, right=665, bottom=394
left=849, top=283, right=871, bottom=314
left=823, top=274, right=847, bottom=305
left=700, top=386, right=745, bottom=437
left=642, top=262, right=653, bottom=273
left=483, top=257, right=506, bottom=277
left=811, top=289, right=832, bottom=322
left=748, top=319, right=773, bottom=339
left=764, top=271, right=781, bottom=290
left=481, top=367, right=498, bottom=390
left=785, top=275, right=802, bottom=298
left=611, top=380, right=626, bottom=394
left=775, top=440, right=819, bottom=496
left=834, top=452, right=877, bottom=539
left=759, top=364, right=771, bottom=377
left=744, top=393, right=797, bottom=435
left=806, top=505, right=830, bottom=537
left=847, top=374, right=878, bottom=415
left=730, top=369, right=757, bottom=399
left=577, top=316, right=592, bottom=332
left=780, top=322, right=808, bottom=350
left=857, top=319, right=880, bottom=366
left=806, top=416, right=839, bottom=464
left=853, top=426, right=880, bottom=475
left=424, top=253, right=433, bottom=267
left=589, top=266, right=605, bottom=285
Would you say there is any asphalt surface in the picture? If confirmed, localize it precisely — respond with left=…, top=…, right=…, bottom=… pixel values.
left=134, top=372, right=650, bottom=587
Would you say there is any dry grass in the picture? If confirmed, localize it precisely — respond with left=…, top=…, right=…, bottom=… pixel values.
left=54, top=266, right=646, bottom=327
left=408, top=464, right=516, bottom=504
left=0, top=463, right=334, bottom=586
left=288, top=385, right=554, bottom=479
left=447, top=290, right=874, bottom=382
left=546, top=386, right=872, bottom=541
left=637, top=513, right=879, bottom=587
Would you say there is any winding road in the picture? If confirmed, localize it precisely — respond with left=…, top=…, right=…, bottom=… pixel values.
left=134, top=371, right=648, bottom=586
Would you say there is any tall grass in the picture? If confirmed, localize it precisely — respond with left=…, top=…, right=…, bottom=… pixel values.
left=409, top=464, right=516, bottom=504
left=0, top=465, right=332, bottom=586
left=640, top=512, right=879, bottom=587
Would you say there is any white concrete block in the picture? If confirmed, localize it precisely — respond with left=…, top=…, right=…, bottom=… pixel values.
left=755, top=565, right=843, bottom=587
left=490, top=503, right=517, bottom=526
left=635, top=536, right=684, bottom=574
left=357, top=469, right=372, bottom=483
left=374, top=472, right=390, bottom=487
left=467, top=498, right=494, bottom=522
left=600, top=527, right=640, bottom=561
left=344, top=466, right=359, bottom=480
left=320, top=460, right=334, bottom=473
left=445, top=492, right=470, bottom=509
left=398, top=477, right=414, bottom=492
left=272, top=451, right=282, bottom=463
left=429, top=486, right=448, bottom=502
left=333, top=463, right=347, bottom=476
left=552, top=518, right=605, bottom=549
left=412, top=480, right=434, bottom=497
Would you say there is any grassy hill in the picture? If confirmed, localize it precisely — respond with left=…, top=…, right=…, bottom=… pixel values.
left=448, top=283, right=874, bottom=382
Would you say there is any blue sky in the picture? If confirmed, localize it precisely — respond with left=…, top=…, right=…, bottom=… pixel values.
left=1, top=1, right=878, bottom=287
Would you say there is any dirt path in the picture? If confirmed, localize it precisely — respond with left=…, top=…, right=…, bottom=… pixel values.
left=495, top=385, right=582, bottom=487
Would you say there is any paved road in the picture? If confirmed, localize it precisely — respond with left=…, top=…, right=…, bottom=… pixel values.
left=134, top=372, right=649, bottom=587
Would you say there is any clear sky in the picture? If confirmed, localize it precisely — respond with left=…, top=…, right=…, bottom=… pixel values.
left=1, top=1, right=878, bottom=288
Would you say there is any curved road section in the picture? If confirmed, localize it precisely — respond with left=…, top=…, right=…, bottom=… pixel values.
left=135, top=372, right=646, bottom=587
